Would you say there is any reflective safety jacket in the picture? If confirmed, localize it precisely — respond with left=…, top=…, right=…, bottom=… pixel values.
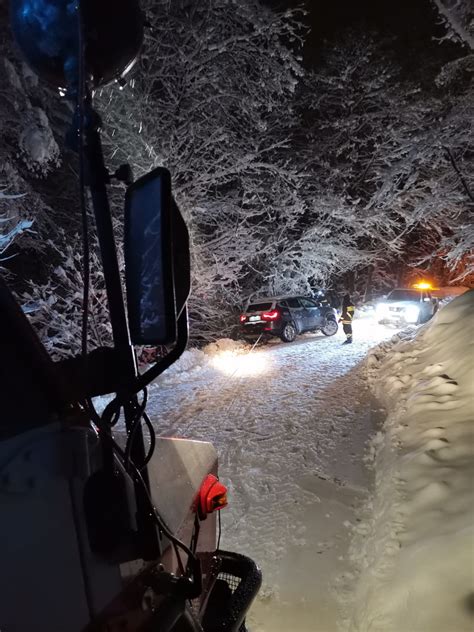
left=340, top=304, right=355, bottom=325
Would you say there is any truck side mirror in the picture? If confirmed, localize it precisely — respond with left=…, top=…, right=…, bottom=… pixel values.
left=124, top=167, right=189, bottom=346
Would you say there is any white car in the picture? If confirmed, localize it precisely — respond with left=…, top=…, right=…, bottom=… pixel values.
left=376, top=288, right=438, bottom=325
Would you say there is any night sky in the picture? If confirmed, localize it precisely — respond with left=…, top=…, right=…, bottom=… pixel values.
left=266, top=0, right=462, bottom=67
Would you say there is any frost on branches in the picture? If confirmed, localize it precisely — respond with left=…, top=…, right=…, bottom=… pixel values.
left=0, top=188, right=32, bottom=267
left=0, top=13, right=110, bottom=358
left=431, top=0, right=474, bottom=48
left=2, top=58, right=60, bottom=175
left=97, top=0, right=312, bottom=339
left=20, top=236, right=113, bottom=359
left=300, top=30, right=474, bottom=289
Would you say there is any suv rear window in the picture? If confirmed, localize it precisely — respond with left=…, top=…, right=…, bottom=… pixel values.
left=286, top=298, right=301, bottom=308
left=246, top=302, right=273, bottom=312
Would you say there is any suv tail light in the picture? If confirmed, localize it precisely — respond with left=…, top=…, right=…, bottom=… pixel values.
left=262, top=310, right=280, bottom=321
left=240, top=314, right=248, bottom=323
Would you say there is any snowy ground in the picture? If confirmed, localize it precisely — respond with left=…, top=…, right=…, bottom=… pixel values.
left=135, top=315, right=397, bottom=631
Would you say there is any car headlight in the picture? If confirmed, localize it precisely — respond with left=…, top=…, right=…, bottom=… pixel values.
left=376, top=303, right=388, bottom=317
left=404, top=305, right=420, bottom=323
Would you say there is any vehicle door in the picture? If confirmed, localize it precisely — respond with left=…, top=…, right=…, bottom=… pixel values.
left=286, top=297, right=305, bottom=332
left=421, top=291, right=434, bottom=319
left=277, top=300, right=291, bottom=321
left=299, top=297, right=321, bottom=330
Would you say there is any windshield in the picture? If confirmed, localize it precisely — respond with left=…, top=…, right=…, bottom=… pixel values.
left=387, top=290, right=421, bottom=302
left=247, top=302, right=273, bottom=312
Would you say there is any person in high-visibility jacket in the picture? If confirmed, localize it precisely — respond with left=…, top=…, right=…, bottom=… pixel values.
left=340, top=293, right=355, bottom=344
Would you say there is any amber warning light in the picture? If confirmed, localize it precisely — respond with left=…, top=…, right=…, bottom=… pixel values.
left=412, top=281, right=433, bottom=290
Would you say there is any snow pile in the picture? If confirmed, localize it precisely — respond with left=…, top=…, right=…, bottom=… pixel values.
left=203, top=338, right=249, bottom=356
left=157, top=348, right=207, bottom=384
left=155, top=338, right=251, bottom=384
left=204, top=338, right=269, bottom=377
left=349, top=290, right=474, bottom=632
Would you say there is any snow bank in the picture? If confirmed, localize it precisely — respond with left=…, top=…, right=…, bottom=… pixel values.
left=350, top=291, right=474, bottom=631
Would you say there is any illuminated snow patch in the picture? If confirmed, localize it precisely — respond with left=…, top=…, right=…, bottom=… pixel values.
left=210, top=349, right=269, bottom=377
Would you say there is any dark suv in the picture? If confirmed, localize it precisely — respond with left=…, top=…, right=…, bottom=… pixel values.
left=240, top=295, right=339, bottom=342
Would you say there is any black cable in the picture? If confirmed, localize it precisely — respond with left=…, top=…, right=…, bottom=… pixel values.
left=139, top=410, right=156, bottom=469
left=87, top=390, right=154, bottom=473
left=83, top=401, right=199, bottom=584
left=100, top=396, right=122, bottom=427
left=96, top=431, right=194, bottom=562
left=108, top=435, right=197, bottom=564
left=136, top=467, right=196, bottom=563
left=217, top=506, right=222, bottom=552
left=85, top=395, right=154, bottom=480
left=172, top=540, right=186, bottom=576
left=100, top=390, right=146, bottom=429
left=123, top=390, right=154, bottom=471
left=190, top=515, right=200, bottom=557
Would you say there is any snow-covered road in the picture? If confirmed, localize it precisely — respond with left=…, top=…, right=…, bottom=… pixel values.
left=144, top=317, right=395, bottom=631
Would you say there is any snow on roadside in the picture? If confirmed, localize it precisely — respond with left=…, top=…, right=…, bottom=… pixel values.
left=153, top=338, right=250, bottom=384
left=348, top=290, right=474, bottom=632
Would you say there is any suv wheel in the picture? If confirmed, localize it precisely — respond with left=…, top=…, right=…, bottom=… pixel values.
left=281, top=322, right=297, bottom=342
left=321, top=316, right=338, bottom=336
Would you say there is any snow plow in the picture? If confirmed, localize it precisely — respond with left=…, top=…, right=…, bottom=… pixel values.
left=0, top=2, right=261, bottom=631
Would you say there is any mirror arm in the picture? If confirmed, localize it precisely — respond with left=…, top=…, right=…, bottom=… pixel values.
left=133, top=308, right=189, bottom=393
left=80, top=100, right=160, bottom=559
left=81, top=101, right=135, bottom=378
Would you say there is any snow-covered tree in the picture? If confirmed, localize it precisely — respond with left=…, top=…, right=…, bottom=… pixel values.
left=2, top=0, right=471, bottom=354
left=97, top=0, right=311, bottom=338
left=19, top=234, right=112, bottom=358
left=0, top=7, right=112, bottom=357
left=431, top=0, right=474, bottom=48
left=299, top=29, right=473, bottom=291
